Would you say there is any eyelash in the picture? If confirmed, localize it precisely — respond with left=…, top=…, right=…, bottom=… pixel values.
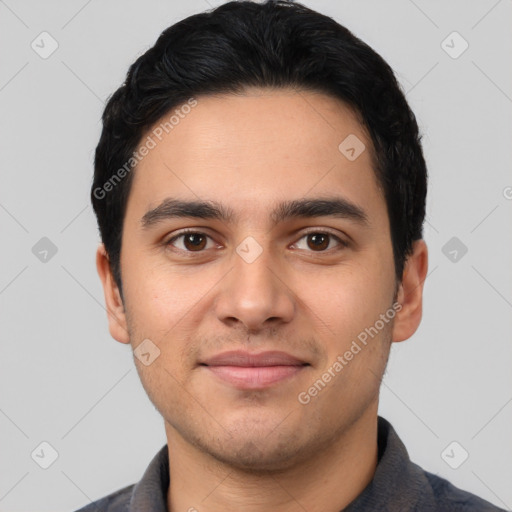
left=164, top=228, right=349, bottom=254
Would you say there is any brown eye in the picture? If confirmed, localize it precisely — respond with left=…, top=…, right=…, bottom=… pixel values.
left=294, top=231, right=346, bottom=252
left=307, top=233, right=329, bottom=251
left=167, top=231, right=212, bottom=252
left=183, top=233, right=207, bottom=251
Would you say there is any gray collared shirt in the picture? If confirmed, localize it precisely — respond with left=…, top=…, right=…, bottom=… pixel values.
left=75, top=416, right=506, bottom=511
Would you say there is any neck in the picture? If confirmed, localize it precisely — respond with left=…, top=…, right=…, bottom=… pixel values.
left=165, top=407, right=379, bottom=512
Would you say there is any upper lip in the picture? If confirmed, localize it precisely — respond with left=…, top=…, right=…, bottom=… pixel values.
left=200, top=350, right=309, bottom=367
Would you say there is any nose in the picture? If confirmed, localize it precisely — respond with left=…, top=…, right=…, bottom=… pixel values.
left=213, top=238, right=295, bottom=332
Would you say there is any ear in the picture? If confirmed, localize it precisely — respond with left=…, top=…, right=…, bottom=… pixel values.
left=96, top=243, right=130, bottom=344
left=392, top=239, right=428, bottom=343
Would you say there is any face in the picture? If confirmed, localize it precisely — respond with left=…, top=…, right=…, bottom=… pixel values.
left=97, top=87, right=426, bottom=473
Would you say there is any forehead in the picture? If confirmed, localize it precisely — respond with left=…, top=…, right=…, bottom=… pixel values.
left=126, top=87, right=384, bottom=226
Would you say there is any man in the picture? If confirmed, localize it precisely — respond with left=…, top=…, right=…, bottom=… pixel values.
left=79, top=1, right=505, bottom=510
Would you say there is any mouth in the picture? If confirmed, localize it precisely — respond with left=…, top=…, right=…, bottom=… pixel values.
left=199, top=350, right=310, bottom=390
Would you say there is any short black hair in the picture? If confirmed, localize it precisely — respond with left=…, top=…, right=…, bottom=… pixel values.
left=91, top=0, right=427, bottom=300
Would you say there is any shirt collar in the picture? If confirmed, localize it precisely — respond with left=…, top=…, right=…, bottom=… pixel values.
left=344, top=416, right=436, bottom=510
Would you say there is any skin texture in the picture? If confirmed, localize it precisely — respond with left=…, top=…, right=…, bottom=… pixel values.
left=97, top=87, right=428, bottom=512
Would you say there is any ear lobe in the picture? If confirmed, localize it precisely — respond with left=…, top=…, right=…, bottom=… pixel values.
left=95, top=243, right=130, bottom=344
left=391, top=239, right=428, bottom=343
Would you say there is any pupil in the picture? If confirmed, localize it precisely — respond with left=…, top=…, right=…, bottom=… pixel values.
left=309, top=233, right=328, bottom=250
left=186, top=234, right=205, bottom=250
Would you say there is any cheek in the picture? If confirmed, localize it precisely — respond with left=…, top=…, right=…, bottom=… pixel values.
left=123, top=259, right=211, bottom=332
left=132, top=355, right=189, bottom=422
left=302, top=265, right=391, bottom=344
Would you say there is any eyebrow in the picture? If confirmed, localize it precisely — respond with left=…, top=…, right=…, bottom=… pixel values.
left=140, top=196, right=369, bottom=230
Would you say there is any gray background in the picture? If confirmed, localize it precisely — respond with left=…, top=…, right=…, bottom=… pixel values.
left=1, top=0, right=511, bottom=510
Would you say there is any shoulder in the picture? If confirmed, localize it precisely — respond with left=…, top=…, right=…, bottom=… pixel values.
left=73, top=483, right=134, bottom=512
left=422, top=469, right=507, bottom=511
left=72, top=444, right=169, bottom=512
left=375, top=417, right=506, bottom=512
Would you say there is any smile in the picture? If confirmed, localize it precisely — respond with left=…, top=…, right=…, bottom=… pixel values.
left=202, top=364, right=308, bottom=389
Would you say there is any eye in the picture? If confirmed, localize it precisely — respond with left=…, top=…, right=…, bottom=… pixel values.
left=165, top=229, right=348, bottom=254
left=293, top=231, right=347, bottom=252
left=166, top=230, right=216, bottom=252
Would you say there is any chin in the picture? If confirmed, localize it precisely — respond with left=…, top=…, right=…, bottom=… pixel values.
left=207, top=440, right=303, bottom=475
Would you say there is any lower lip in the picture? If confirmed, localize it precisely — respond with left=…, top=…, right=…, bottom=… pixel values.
left=204, top=365, right=306, bottom=389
